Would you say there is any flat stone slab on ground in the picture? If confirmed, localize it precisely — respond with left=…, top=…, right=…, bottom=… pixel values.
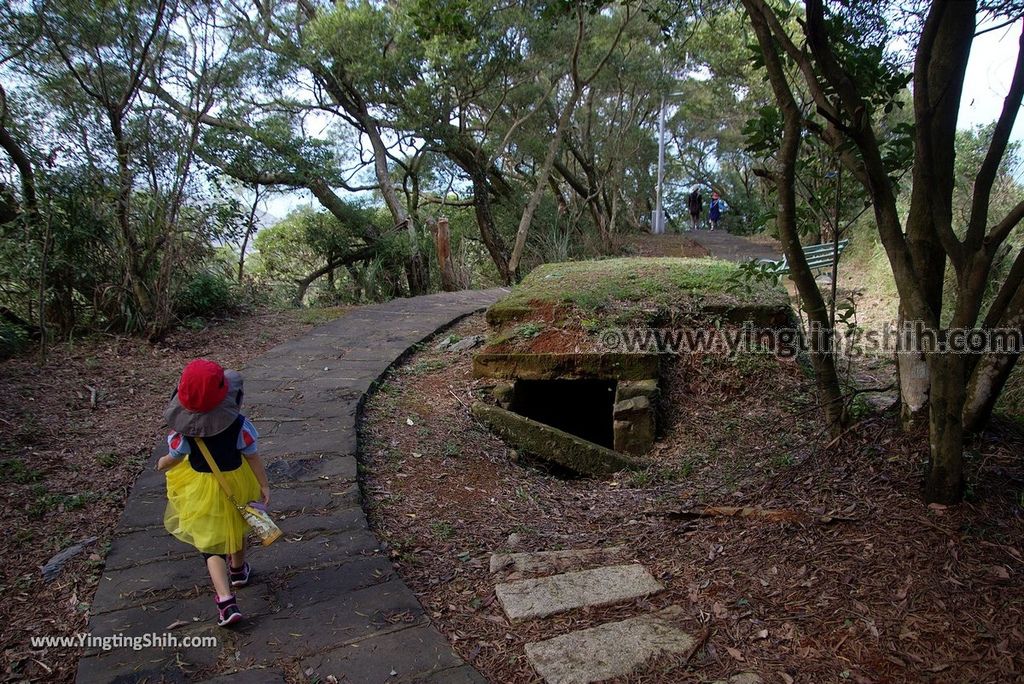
left=489, top=547, right=626, bottom=576
left=495, top=564, right=663, bottom=621
left=524, top=605, right=695, bottom=684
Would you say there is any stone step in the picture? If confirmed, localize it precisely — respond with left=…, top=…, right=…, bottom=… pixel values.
left=489, top=547, right=626, bottom=576
left=495, top=564, right=663, bottom=621
left=525, top=605, right=695, bottom=684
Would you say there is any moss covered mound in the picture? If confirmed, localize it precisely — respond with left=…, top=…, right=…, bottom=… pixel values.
left=486, top=257, right=789, bottom=329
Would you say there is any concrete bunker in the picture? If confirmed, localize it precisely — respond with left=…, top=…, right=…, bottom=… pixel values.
left=473, top=352, right=660, bottom=475
left=470, top=258, right=792, bottom=477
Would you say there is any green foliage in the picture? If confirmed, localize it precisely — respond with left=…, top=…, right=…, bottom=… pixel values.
left=429, top=520, right=456, bottom=540
left=250, top=205, right=401, bottom=305
left=0, top=320, right=29, bottom=359
left=728, top=258, right=784, bottom=295
left=29, top=490, right=98, bottom=520
left=296, top=307, right=348, bottom=326
left=0, top=459, right=44, bottom=484
left=514, top=322, right=545, bottom=339
left=95, top=452, right=120, bottom=468
left=743, top=106, right=783, bottom=155
left=176, top=270, right=239, bottom=319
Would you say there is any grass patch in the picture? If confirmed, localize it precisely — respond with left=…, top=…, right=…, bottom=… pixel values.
left=0, top=459, right=43, bottom=484
left=405, top=359, right=448, bottom=375
left=95, top=452, right=119, bottom=468
left=487, top=258, right=788, bottom=326
left=29, top=490, right=99, bottom=519
left=297, top=306, right=348, bottom=326
left=429, top=520, right=456, bottom=540
left=514, top=322, right=545, bottom=339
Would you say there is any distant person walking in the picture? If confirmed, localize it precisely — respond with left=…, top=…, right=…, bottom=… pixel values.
left=708, top=191, right=723, bottom=231
left=686, top=188, right=702, bottom=231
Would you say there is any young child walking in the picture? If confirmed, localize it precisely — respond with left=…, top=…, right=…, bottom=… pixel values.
left=156, top=359, right=270, bottom=626
left=708, top=191, right=723, bottom=231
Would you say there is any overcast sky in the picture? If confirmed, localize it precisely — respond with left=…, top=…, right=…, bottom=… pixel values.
left=960, top=18, right=1024, bottom=140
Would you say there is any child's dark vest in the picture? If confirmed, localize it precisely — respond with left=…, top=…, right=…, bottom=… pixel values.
left=185, top=415, right=245, bottom=473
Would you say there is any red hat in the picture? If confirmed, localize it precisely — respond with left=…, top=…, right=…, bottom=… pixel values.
left=164, top=359, right=243, bottom=437
left=177, top=359, right=229, bottom=412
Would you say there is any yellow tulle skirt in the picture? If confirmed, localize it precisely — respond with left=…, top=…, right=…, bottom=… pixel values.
left=164, top=458, right=262, bottom=556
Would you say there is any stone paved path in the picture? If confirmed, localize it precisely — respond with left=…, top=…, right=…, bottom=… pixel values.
left=687, top=230, right=780, bottom=263
left=77, top=289, right=505, bottom=684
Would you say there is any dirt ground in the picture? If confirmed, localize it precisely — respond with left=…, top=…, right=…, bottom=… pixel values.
left=0, top=307, right=346, bottom=683
left=360, top=313, right=1024, bottom=684
left=621, top=233, right=711, bottom=258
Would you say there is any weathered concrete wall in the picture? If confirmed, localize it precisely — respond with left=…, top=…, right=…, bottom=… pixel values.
left=471, top=402, right=644, bottom=476
left=474, top=353, right=659, bottom=381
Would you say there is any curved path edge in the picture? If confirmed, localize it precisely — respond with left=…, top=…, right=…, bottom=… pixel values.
left=77, top=289, right=506, bottom=684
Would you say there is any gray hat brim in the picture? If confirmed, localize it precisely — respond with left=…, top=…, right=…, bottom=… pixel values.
left=163, top=370, right=244, bottom=437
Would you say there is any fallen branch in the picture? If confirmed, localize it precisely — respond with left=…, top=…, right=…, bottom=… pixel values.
left=681, top=625, right=712, bottom=668
left=648, top=505, right=860, bottom=526
left=449, top=388, right=468, bottom=408
left=653, top=506, right=802, bottom=522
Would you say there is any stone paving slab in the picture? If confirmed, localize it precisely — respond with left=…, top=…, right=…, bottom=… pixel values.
left=300, top=623, right=485, bottom=683
left=76, top=651, right=193, bottom=684
left=203, top=669, right=287, bottom=684
left=489, top=547, right=626, bottom=576
left=77, top=288, right=505, bottom=683
left=233, top=579, right=427, bottom=661
left=265, top=452, right=357, bottom=485
left=495, top=564, right=664, bottom=621
left=86, top=585, right=273, bottom=648
left=524, top=605, right=695, bottom=684
left=104, top=527, right=195, bottom=571
left=259, top=428, right=358, bottom=457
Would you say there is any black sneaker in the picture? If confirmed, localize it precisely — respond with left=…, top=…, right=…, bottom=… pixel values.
left=229, top=562, right=251, bottom=588
left=215, top=595, right=243, bottom=627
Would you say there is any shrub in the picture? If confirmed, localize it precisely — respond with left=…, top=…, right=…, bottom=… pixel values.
left=0, top=319, right=29, bottom=359
left=176, top=270, right=239, bottom=319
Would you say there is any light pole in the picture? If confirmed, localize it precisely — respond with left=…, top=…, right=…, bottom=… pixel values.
left=652, top=91, right=685, bottom=235
left=653, top=95, right=667, bottom=234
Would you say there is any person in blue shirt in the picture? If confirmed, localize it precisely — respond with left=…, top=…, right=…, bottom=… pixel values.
left=708, top=191, right=724, bottom=231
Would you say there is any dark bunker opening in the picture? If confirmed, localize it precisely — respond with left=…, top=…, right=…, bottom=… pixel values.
left=509, top=379, right=617, bottom=448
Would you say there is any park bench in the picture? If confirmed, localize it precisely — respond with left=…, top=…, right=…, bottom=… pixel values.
left=761, top=239, right=849, bottom=275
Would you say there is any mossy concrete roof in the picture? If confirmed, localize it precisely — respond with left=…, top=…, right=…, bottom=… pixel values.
left=486, top=257, right=790, bottom=327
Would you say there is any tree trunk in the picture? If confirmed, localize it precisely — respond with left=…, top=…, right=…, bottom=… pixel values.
left=109, top=111, right=153, bottom=322
left=896, top=0, right=974, bottom=429
left=470, top=171, right=514, bottom=284
left=963, top=280, right=1024, bottom=432
left=292, top=246, right=377, bottom=307
left=743, top=0, right=846, bottom=435
left=897, top=303, right=931, bottom=428
left=433, top=217, right=459, bottom=292
left=963, top=350, right=1019, bottom=432
left=238, top=188, right=261, bottom=283
left=363, top=116, right=428, bottom=296
left=508, top=84, right=582, bottom=275
left=925, top=352, right=967, bottom=503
